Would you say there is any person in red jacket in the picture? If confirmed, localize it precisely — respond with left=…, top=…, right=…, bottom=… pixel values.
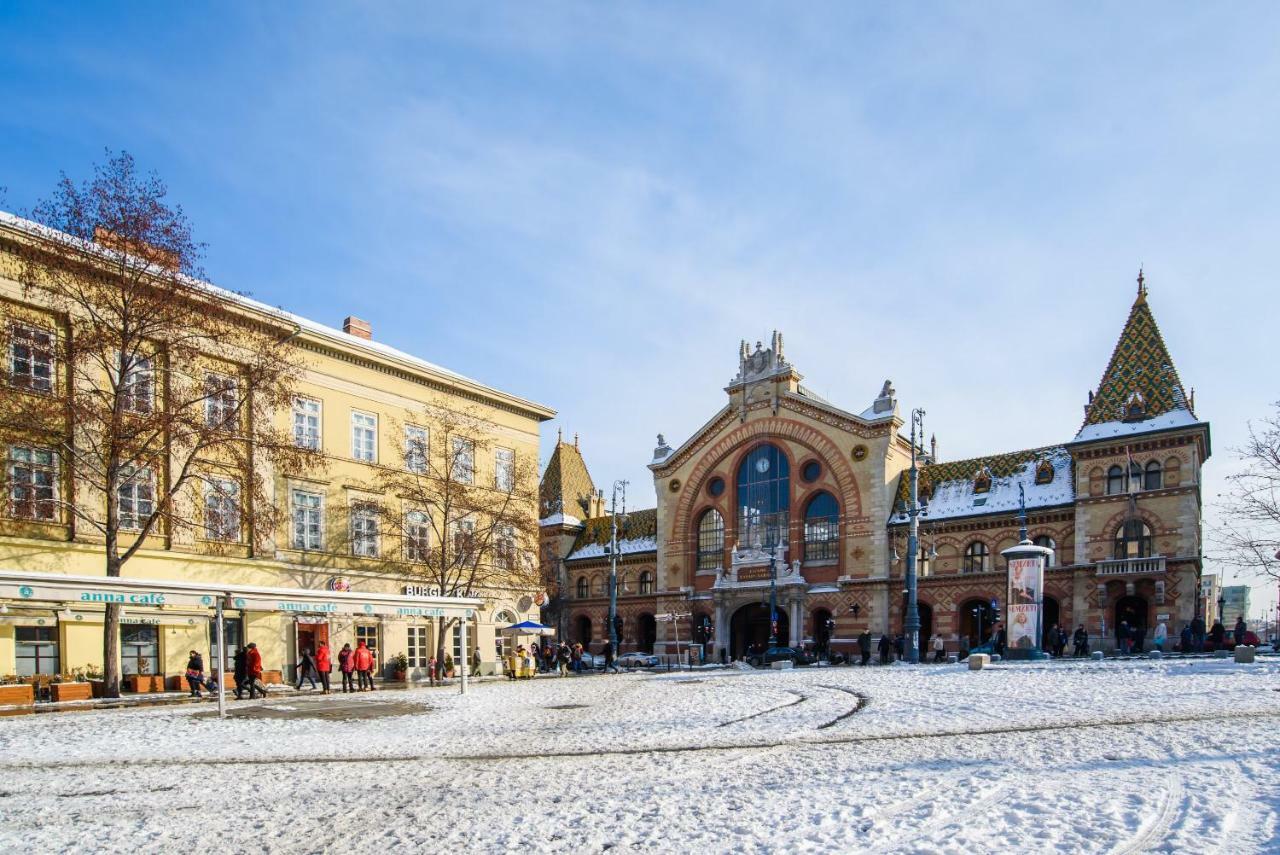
left=353, top=639, right=376, bottom=691
left=245, top=642, right=267, bottom=699
left=315, top=641, right=332, bottom=695
left=337, top=643, right=356, bottom=693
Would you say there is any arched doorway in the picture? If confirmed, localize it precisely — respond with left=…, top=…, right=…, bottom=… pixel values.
left=575, top=615, right=592, bottom=647
left=900, top=594, right=934, bottom=653
left=959, top=598, right=998, bottom=648
left=637, top=613, right=657, bottom=653
left=812, top=608, right=833, bottom=657
left=730, top=602, right=790, bottom=660
left=1115, top=595, right=1148, bottom=646
left=1042, top=596, right=1061, bottom=649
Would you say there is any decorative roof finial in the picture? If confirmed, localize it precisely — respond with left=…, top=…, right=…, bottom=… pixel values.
left=557, top=427, right=563, bottom=444
left=573, top=432, right=579, bottom=449
left=1137, top=266, right=1147, bottom=298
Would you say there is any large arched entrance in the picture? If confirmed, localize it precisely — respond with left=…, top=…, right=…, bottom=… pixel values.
left=637, top=613, right=657, bottom=653
left=575, top=615, right=592, bottom=647
left=959, top=598, right=998, bottom=648
left=730, top=602, right=790, bottom=660
left=812, top=608, right=833, bottom=657
left=1115, top=595, right=1148, bottom=643
left=1043, top=596, right=1062, bottom=648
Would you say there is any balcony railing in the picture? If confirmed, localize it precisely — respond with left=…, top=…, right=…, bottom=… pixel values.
left=1096, top=556, right=1166, bottom=577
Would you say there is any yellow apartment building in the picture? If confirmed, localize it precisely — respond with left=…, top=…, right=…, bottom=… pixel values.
left=0, top=210, right=554, bottom=686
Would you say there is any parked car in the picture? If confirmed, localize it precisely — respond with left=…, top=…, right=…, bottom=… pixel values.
left=617, top=652, right=659, bottom=669
left=747, top=646, right=807, bottom=668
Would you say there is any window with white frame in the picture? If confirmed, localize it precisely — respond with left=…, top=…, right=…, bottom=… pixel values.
left=495, top=447, right=514, bottom=492
left=405, top=510, right=430, bottom=562
left=351, top=411, right=377, bottom=462
left=9, top=324, right=53, bottom=393
left=350, top=502, right=380, bottom=557
left=451, top=620, right=465, bottom=663
left=451, top=515, right=476, bottom=563
left=291, top=489, right=323, bottom=550
left=204, top=373, right=238, bottom=430
left=450, top=436, right=474, bottom=484
left=407, top=625, right=430, bottom=667
left=293, top=398, right=321, bottom=450
left=496, top=522, right=516, bottom=568
left=116, top=467, right=155, bottom=530
left=355, top=624, right=379, bottom=663
left=8, top=445, right=56, bottom=521
left=203, top=477, right=240, bottom=541
left=120, top=355, right=154, bottom=414
left=405, top=425, right=428, bottom=473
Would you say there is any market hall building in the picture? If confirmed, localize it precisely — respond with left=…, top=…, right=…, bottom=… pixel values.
left=542, top=279, right=1209, bottom=659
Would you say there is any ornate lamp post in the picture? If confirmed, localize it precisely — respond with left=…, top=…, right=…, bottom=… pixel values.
left=904, top=408, right=925, bottom=664
left=768, top=542, right=783, bottom=648
left=608, top=480, right=628, bottom=652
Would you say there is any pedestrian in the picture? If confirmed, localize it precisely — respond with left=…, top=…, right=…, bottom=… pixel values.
left=1057, top=626, right=1069, bottom=658
left=995, top=625, right=1007, bottom=656
left=1209, top=620, right=1226, bottom=651
left=959, top=634, right=971, bottom=660
left=1179, top=623, right=1193, bottom=653
left=295, top=647, right=319, bottom=691
left=1116, top=620, right=1129, bottom=655
left=858, top=630, right=872, bottom=666
left=557, top=643, right=570, bottom=677
left=1046, top=624, right=1060, bottom=657
left=603, top=639, right=619, bottom=673
left=232, top=645, right=248, bottom=700
left=1133, top=622, right=1146, bottom=655
left=185, top=650, right=205, bottom=698
left=570, top=643, right=582, bottom=674
left=1153, top=621, right=1168, bottom=653
left=1234, top=616, right=1247, bottom=647
left=1072, top=624, right=1088, bottom=657
left=315, top=641, right=332, bottom=694
left=878, top=633, right=891, bottom=665
left=246, top=642, right=267, bottom=698
left=471, top=647, right=482, bottom=678
left=931, top=633, right=945, bottom=663
left=1190, top=615, right=1206, bottom=652
left=354, top=639, right=376, bottom=691
left=894, top=634, right=905, bottom=661
left=338, top=642, right=356, bottom=693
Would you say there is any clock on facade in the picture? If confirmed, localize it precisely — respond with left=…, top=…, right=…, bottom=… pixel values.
left=755, top=457, right=770, bottom=474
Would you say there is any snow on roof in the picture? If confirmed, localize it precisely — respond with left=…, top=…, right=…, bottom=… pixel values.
left=1072, top=408, right=1203, bottom=444
left=890, top=446, right=1074, bottom=525
left=539, top=513, right=582, bottom=528
left=566, top=509, right=658, bottom=561
left=0, top=210, right=554, bottom=419
left=566, top=534, right=658, bottom=562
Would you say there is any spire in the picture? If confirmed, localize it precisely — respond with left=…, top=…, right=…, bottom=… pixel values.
left=1078, top=280, right=1191, bottom=432
left=539, top=436, right=596, bottom=523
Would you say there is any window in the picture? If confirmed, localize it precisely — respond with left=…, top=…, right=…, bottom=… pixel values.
left=801, top=460, right=822, bottom=483
left=707, top=476, right=725, bottom=497
left=120, top=356, right=154, bottom=414
left=451, top=515, right=476, bottom=562
left=8, top=445, right=56, bottom=521
left=1035, top=459, right=1055, bottom=485
left=210, top=617, right=242, bottom=669
left=1144, top=460, right=1163, bottom=491
left=355, top=624, right=380, bottom=665
left=963, top=541, right=990, bottom=574
left=803, top=491, right=839, bottom=562
left=1114, top=520, right=1153, bottom=560
left=973, top=468, right=992, bottom=494
left=1033, top=535, right=1057, bottom=567
left=291, top=489, right=323, bottom=550
left=451, top=437, right=475, bottom=484
left=405, top=510, right=430, bottom=562
left=696, top=509, right=724, bottom=572
left=916, top=547, right=932, bottom=578
left=204, top=373, right=238, bottom=430
left=405, top=425, right=428, bottom=473
left=9, top=324, right=53, bottom=392
left=738, top=444, right=790, bottom=549
left=15, top=626, right=58, bottom=676
left=293, top=398, right=321, bottom=450
left=203, top=477, right=240, bottom=542
left=1106, top=465, right=1125, bottom=495
left=120, top=623, right=159, bottom=675
left=351, top=412, right=377, bottom=462
left=116, top=467, right=155, bottom=531
left=495, top=523, right=516, bottom=568
left=495, top=447, right=515, bottom=492
left=639, top=570, right=654, bottom=594
left=451, top=620, right=470, bottom=663
left=576, top=576, right=588, bottom=598
left=407, top=625, right=430, bottom=668
left=351, top=502, right=380, bottom=557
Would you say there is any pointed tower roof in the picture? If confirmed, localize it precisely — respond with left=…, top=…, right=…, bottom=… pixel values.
left=1074, top=274, right=1199, bottom=442
left=539, top=436, right=597, bottom=524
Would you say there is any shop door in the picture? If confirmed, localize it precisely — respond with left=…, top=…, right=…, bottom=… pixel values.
left=295, top=620, right=330, bottom=667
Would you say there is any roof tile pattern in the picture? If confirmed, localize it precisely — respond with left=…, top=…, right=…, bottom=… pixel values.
left=567, top=508, right=658, bottom=560
left=539, top=441, right=597, bottom=520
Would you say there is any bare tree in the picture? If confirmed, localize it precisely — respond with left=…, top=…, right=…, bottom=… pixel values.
left=1214, top=402, right=1280, bottom=582
left=359, top=403, right=541, bottom=659
left=0, top=151, right=315, bottom=696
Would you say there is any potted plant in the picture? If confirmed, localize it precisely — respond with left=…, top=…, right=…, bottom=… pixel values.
left=444, top=653, right=455, bottom=679
left=51, top=671, right=93, bottom=702
left=391, top=652, right=408, bottom=681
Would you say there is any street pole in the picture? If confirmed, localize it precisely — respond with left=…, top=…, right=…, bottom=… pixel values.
left=608, top=480, right=628, bottom=654
left=768, top=543, right=780, bottom=648
left=215, top=596, right=226, bottom=719
left=905, top=408, right=925, bottom=664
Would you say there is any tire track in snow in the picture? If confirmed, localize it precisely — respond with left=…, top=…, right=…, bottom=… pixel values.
left=1110, top=779, right=1184, bottom=855
left=815, top=684, right=870, bottom=729
left=716, top=691, right=806, bottom=727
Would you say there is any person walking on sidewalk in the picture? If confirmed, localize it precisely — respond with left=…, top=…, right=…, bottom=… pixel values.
left=246, top=642, right=267, bottom=698
left=315, top=641, right=332, bottom=694
left=1072, top=624, right=1089, bottom=657
left=603, top=640, right=619, bottom=673
left=354, top=639, right=376, bottom=691
left=878, top=634, right=892, bottom=665
left=295, top=648, right=319, bottom=691
left=1153, top=621, right=1168, bottom=653
left=858, top=630, right=872, bottom=666
left=232, top=646, right=248, bottom=700
left=338, top=643, right=356, bottom=693
left=557, top=642, right=570, bottom=677
left=931, top=633, right=946, bottom=663
left=185, top=650, right=205, bottom=698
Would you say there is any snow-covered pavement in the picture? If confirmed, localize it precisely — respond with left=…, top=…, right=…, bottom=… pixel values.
left=1, top=658, right=1278, bottom=853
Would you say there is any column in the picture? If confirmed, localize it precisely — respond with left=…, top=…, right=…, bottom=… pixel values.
left=789, top=597, right=802, bottom=647
left=714, top=598, right=728, bottom=661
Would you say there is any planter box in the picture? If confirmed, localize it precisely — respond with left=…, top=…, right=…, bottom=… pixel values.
left=262, top=670, right=283, bottom=685
left=0, top=684, right=35, bottom=705
left=127, top=675, right=166, bottom=693
left=51, top=682, right=93, bottom=702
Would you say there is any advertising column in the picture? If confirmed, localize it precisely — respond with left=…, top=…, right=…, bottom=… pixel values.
left=1001, top=539, right=1054, bottom=660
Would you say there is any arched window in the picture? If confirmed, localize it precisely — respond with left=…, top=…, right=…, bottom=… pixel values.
left=1035, top=459, right=1055, bottom=485
left=1144, top=460, right=1162, bottom=490
left=576, top=576, right=587, bottom=599
left=803, top=491, right=839, bottom=562
left=963, top=542, right=990, bottom=574
left=1033, top=535, right=1056, bottom=567
left=696, top=509, right=724, bottom=572
left=592, top=575, right=605, bottom=596
left=1106, top=465, right=1125, bottom=495
left=737, top=444, right=790, bottom=548
left=1114, top=519, right=1153, bottom=559
left=639, top=570, right=653, bottom=594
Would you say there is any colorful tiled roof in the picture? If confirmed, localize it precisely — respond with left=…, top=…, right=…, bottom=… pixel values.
left=1080, top=286, right=1193, bottom=431
left=566, top=508, right=658, bottom=560
left=890, top=445, right=1074, bottom=523
left=539, top=439, right=597, bottom=521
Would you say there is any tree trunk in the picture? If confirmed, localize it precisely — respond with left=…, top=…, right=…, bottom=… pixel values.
left=102, top=552, right=122, bottom=699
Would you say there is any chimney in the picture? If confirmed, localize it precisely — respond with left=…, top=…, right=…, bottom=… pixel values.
left=343, top=316, right=372, bottom=340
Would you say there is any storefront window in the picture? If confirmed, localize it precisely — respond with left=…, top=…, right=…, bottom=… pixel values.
left=120, top=623, right=159, bottom=675
left=355, top=624, right=380, bottom=666
left=16, top=626, right=58, bottom=676
left=407, top=625, right=430, bottom=668
left=210, top=617, right=242, bottom=669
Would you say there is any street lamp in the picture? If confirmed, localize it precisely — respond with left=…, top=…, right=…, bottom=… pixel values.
left=608, top=480, right=628, bottom=653
left=904, top=407, right=925, bottom=664
left=768, top=542, right=783, bottom=648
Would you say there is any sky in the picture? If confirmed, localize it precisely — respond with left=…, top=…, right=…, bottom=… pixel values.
left=1, top=3, right=1277, bottom=614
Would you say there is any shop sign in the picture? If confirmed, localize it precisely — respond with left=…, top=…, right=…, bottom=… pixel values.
left=403, top=584, right=442, bottom=597
left=1, top=582, right=215, bottom=609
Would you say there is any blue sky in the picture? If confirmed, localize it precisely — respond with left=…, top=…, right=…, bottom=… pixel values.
left=2, top=3, right=1277, bottom=613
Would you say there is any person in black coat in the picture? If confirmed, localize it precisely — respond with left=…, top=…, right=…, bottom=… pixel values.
left=295, top=648, right=319, bottom=690
left=858, top=631, right=872, bottom=666
left=232, top=646, right=248, bottom=699
left=877, top=634, right=892, bottom=665
left=1073, top=624, right=1089, bottom=657
left=1209, top=620, right=1226, bottom=650
left=185, top=651, right=205, bottom=698
left=994, top=626, right=1007, bottom=656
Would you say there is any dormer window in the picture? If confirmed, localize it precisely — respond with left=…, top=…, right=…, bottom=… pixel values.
left=1122, top=390, right=1146, bottom=422
left=973, top=467, right=992, bottom=494
left=1034, top=459, right=1055, bottom=485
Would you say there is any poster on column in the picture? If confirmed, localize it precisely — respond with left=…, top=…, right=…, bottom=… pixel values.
left=1007, top=556, right=1044, bottom=650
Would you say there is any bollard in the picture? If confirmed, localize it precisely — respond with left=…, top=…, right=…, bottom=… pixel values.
left=1213, top=649, right=1229, bottom=659
left=1234, top=645, right=1256, bottom=664
left=968, top=654, right=990, bottom=671
left=990, top=654, right=1002, bottom=663
left=947, top=654, right=958, bottom=664
left=1148, top=650, right=1162, bottom=659
left=1091, top=650, right=1104, bottom=661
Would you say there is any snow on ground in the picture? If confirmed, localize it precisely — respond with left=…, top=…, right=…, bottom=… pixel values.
left=1, top=658, right=1279, bottom=853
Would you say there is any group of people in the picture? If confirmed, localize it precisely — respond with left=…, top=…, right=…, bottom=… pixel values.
left=506, top=640, right=614, bottom=678
left=183, top=639, right=382, bottom=700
